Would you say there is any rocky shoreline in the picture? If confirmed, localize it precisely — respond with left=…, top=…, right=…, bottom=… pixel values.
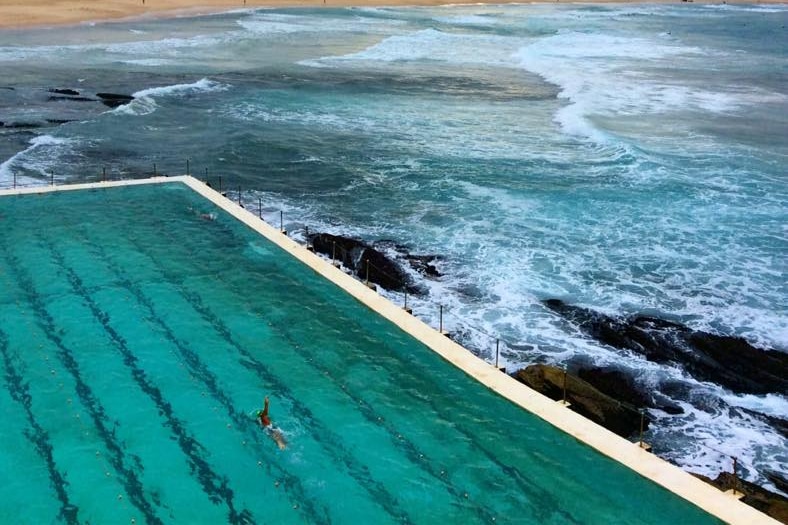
left=542, top=299, right=788, bottom=396
left=308, top=232, right=442, bottom=294
left=0, top=88, right=137, bottom=131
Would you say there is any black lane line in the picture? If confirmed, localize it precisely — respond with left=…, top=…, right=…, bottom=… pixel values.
left=67, top=235, right=324, bottom=525
left=0, top=241, right=164, bottom=525
left=0, top=328, right=79, bottom=524
left=122, top=224, right=413, bottom=524
left=45, top=241, right=256, bottom=525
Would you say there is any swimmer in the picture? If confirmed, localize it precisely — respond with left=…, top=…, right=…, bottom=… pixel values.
left=188, top=205, right=216, bottom=221
left=257, top=396, right=287, bottom=450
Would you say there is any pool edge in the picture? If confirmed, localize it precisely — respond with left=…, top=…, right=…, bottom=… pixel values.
left=3, top=176, right=777, bottom=525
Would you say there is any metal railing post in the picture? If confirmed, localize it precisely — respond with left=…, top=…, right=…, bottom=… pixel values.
left=732, top=457, right=739, bottom=495
left=562, top=366, right=568, bottom=405
left=639, top=409, right=645, bottom=447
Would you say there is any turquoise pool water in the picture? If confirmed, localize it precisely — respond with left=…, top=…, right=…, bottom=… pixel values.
left=0, top=182, right=722, bottom=524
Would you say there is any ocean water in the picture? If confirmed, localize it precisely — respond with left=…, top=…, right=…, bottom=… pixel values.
left=0, top=2, right=786, bottom=495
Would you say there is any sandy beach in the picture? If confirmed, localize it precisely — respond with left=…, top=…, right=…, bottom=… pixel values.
left=0, top=0, right=781, bottom=30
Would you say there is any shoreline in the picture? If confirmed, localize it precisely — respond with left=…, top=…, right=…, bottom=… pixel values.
left=0, top=0, right=783, bottom=30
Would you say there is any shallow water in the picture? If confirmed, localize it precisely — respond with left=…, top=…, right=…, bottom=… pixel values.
left=0, top=3, right=785, bottom=493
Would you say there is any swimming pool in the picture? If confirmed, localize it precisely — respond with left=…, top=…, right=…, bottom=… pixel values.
left=0, top=180, right=725, bottom=524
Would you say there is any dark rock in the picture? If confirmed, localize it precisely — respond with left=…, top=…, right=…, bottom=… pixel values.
left=544, top=299, right=788, bottom=396
left=513, top=364, right=646, bottom=438
left=48, top=88, right=80, bottom=96
left=694, top=471, right=788, bottom=522
left=3, top=122, right=42, bottom=129
left=576, top=367, right=685, bottom=414
left=372, top=240, right=443, bottom=279
left=311, top=232, right=364, bottom=267
left=359, top=246, right=412, bottom=292
left=739, top=408, right=788, bottom=440
left=765, top=470, right=788, bottom=497
left=46, top=119, right=73, bottom=125
left=577, top=368, right=649, bottom=406
left=309, top=233, right=417, bottom=293
left=96, top=92, right=135, bottom=108
left=405, top=254, right=443, bottom=277
left=0, top=86, right=14, bottom=90
left=654, top=402, right=684, bottom=415
left=48, top=95, right=96, bottom=102
left=688, top=332, right=787, bottom=395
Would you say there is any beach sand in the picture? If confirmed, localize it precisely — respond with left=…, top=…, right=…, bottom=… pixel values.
left=0, top=0, right=780, bottom=30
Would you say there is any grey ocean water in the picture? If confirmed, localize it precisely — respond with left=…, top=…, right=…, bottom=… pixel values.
left=1, top=3, right=786, bottom=493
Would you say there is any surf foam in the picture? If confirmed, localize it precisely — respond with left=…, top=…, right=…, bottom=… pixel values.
left=113, top=78, right=228, bottom=116
left=0, top=135, right=71, bottom=187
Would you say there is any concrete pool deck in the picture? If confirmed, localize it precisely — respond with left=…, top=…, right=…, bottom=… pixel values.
left=1, top=175, right=778, bottom=525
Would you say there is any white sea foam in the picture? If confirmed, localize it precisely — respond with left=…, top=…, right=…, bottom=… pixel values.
left=112, top=78, right=228, bottom=116
left=225, top=102, right=378, bottom=132
left=703, top=3, right=788, bottom=13
left=121, top=58, right=174, bottom=67
left=237, top=12, right=401, bottom=35
left=721, top=392, right=788, bottom=419
left=0, top=135, right=71, bottom=187
left=432, top=14, right=500, bottom=26
left=0, top=44, right=67, bottom=62
left=652, top=394, right=787, bottom=493
left=133, top=78, right=227, bottom=99
left=513, top=31, right=754, bottom=141
left=0, top=31, right=235, bottom=63
left=236, top=17, right=307, bottom=34
left=103, top=33, right=233, bottom=55
left=307, top=28, right=524, bottom=68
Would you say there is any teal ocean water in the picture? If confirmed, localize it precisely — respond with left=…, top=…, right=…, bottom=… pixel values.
left=0, top=3, right=786, bottom=494
left=0, top=183, right=724, bottom=524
